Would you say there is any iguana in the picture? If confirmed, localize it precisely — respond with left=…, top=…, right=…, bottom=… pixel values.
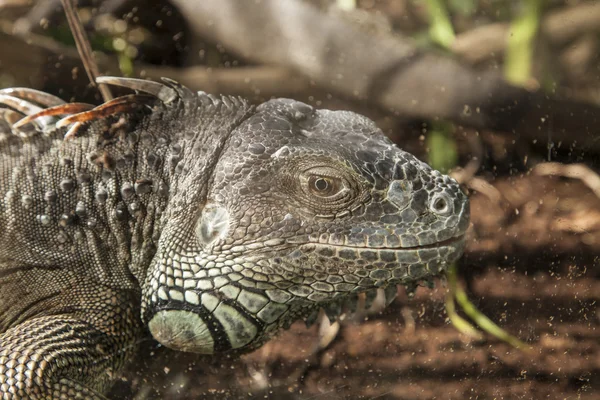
left=0, top=77, right=469, bottom=399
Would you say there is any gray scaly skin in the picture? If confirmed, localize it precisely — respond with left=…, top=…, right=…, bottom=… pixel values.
left=0, top=77, right=469, bottom=399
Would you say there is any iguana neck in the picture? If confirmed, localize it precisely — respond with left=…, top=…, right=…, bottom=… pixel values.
left=126, top=94, right=256, bottom=285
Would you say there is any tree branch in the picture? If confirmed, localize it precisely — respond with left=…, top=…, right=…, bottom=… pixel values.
left=169, top=0, right=600, bottom=153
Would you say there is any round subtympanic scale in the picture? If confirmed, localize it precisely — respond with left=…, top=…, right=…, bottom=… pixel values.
left=148, top=310, right=215, bottom=354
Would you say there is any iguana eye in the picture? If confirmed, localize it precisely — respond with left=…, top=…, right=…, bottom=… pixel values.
left=307, top=175, right=342, bottom=197
left=295, top=165, right=359, bottom=216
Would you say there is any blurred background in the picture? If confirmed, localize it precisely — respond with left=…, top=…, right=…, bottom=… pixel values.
left=0, top=0, right=598, bottom=398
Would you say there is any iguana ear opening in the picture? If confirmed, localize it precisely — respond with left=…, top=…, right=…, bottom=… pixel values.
left=195, top=204, right=230, bottom=246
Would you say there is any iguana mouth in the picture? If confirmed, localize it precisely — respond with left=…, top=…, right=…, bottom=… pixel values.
left=403, top=234, right=466, bottom=250
left=304, top=233, right=466, bottom=251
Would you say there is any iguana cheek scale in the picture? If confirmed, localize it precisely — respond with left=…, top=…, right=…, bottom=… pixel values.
left=0, top=77, right=469, bottom=398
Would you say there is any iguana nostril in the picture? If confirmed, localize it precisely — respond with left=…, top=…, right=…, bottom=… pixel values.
left=430, top=193, right=451, bottom=215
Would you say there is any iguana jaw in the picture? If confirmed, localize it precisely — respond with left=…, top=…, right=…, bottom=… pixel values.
left=145, top=232, right=466, bottom=355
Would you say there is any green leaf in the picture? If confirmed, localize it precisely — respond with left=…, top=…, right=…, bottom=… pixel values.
left=118, top=53, right=134, bottom=77
left=448, top=0, right=476, bottom=16
left=426, top=122, right=458, bottom=173
left=423, top=0, right=456, bottom=49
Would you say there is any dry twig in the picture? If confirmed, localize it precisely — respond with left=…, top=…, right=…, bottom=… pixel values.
left=59, top=0, right=112, bottom=101
left=170, top=0, right=600, bottom=153
left=533, top=162, right=600, bottom=199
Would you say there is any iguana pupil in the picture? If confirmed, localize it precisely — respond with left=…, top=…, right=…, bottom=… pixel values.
left=313, top=177, right=329, bottom=191
left=309, top=175, right=338, bottom=196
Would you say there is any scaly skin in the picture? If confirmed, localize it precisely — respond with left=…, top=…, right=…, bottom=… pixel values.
left=0, top=78, right=469, bottom=399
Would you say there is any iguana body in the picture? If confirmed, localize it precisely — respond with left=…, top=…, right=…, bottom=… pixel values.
left=0, top=78, right=469, bottom=399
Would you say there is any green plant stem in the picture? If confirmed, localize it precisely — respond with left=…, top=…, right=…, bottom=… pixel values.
left=424, top=0, right=456, bottom=49
left=447, top=265, right=533, bottom=351
left=427, top=122, right=458, bottom=173
left=504, top=0, right=544, bottom=86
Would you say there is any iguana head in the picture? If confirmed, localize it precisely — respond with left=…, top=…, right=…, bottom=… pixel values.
left=144, top=96, right=469, bottom=354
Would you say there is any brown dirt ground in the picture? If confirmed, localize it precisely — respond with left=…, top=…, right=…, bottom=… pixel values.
left=109, top=175, right=599, bottom=399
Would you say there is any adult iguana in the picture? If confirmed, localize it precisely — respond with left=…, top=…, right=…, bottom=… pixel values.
left=0, top=77, right=469, bottom=399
